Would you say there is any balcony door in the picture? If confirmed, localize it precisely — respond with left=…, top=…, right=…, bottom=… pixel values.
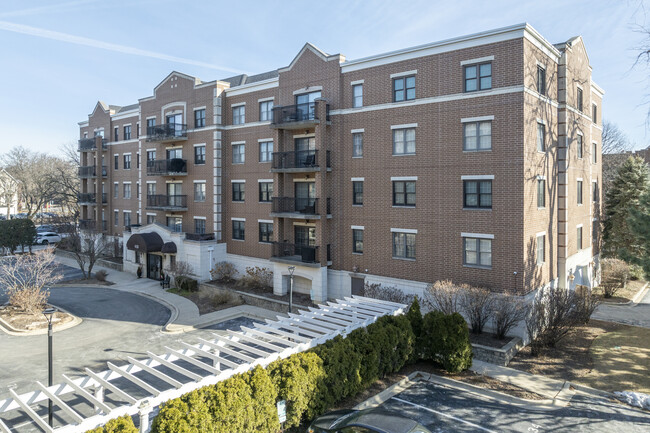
left=295, top=182, right=315, bottom=213
left=167, top=183, right=182, bottom=207
left=294, top=137, right=315, bottom=166
left=294, top=226, right=316, bottom=262
left=166, top=113, right=183, bottom=136
left=166, top=148, right=182, bottom=159
left=295, top=91, right=320, bottom=121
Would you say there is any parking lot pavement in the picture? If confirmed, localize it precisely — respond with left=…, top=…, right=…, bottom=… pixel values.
left=378, top=380, right=650, bottom=432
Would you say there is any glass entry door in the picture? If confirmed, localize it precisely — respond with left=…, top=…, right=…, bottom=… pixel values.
left=295, top=91, right=321, bottom=121
left=166, top=113, right=183, bottom=136
left=295, top=182, right=315, bottom=213
left=294, top=137, right=316, bottom=167
left=167, top=183, right=182, bottom=207
left=147, top=254, right=162, bottom=280
left=294, top=226, right=316, bottom=261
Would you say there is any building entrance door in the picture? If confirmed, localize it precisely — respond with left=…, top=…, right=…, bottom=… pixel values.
left=351, top=276, right=365, bottom=296
left=147, top=254, right=162, bottom=280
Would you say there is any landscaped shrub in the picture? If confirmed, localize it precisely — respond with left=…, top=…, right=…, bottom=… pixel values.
left=574, top=287, right=601, bottom=324
left=420, top=311, right=473, bottom=373
left=94, top=269, right=108, bottom=282
left=459, top=285, right=494, bottom=334
left=311, top=335, right=362, bottom=409
left=367, top=315, right=415, bottom=377
left=243, top=366, right=280, bottom=433
left=600, top=258, right=630, bottom=298
left=210, top=261, right=238, bottom=283
left=346, top=327, right=380, bottom=387
left=238, top=266, right=273, bottom=290
left=208, top=373, right=255, bottom=432
left=406, top=296, right=423, bottom=361
left=151, top=388, right=215, bottom=433
left=423, top=280, right=462, bottom=315
left=86, top=415, right=138, bottom=433
left=363, top=282, right=414, bottom=305
left=175, top=276, right=198, bottom=292
left=491, top=292, right=528, bottom=340
left=629, top=263, right=644, bottom=281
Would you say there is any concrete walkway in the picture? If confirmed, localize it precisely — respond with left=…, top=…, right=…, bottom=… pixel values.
left=53, top=255, right=280, bottom=333
left=592, top=282, right=650, bottom=328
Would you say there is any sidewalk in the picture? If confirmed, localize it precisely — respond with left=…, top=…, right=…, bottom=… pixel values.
left=54, top=255, right=281, bottom=333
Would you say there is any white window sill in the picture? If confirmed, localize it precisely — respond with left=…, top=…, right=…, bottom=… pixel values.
left=232, top=238, right=245, bottom=242
left=463, top=149, right=492, bottom=153
left=392, top=256, right=416, bottom=261
left=352, top=252, right=363, bottom=255
left=463, top=264, right=492, bottom=270
left=392, top=205, right=416, bottom=208
left=463, top=207, right=491, bottom=211
left=392, top=153, right=416, bottom=157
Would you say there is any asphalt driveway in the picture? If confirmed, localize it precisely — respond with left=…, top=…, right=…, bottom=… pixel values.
left=592, top=285, right=650, bottom=328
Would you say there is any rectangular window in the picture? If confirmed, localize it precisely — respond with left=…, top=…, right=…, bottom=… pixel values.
left=114, top=210, right=119, bottom=226
left=352, top=133, right=363, bottom=157
left=232, top=220, right=245, bottom=240
left=537, top=234, right=545, bottom=265
left=537, top=122, right=545, bottom=152
left=537, top=66, right=546, bottom=96
left=463, top=121, right=492, bottom=151
left=123, top=183, right=131, bottom=199
left=577, top=180, right=583, bottom=205
left=147, top=214, right=155, bottom=225
left=352, top=181, right=363, bottom=205
left=353, top=229, right=364, bottom=253
left=577, top=87, right=583, bottom=112
left=463, top=237, right=492, bottom=268
left=123, top=154, right=131, bottom=169
left=167, top=217, right=182, bottom=233
left=232, top=182, right=245, bottom=202
left=147, top=150, right=156, bottom=163
left=232, top=143, right=245, bottom=164
left=259, top=141, right=273, bottom=162
left=577, top=226, right=583, bottom=250
left=124, top=125, right=131, bottom=140
left=393, top=76, right=415, bottom=102
left=113, top=183, right=119, bottom=198
left=593, top=220, right=598, bottom=246
left=114, top=127, right=119, bottom=142
left=259, top=101, right=273, bottom=122
left=352, top=84, right=363, bottom=107
left=194, top=109, right=205, bottom=128
left=463, top=180, right=492, bottom=209
left=136, top=182, right=140, bottom=199
left=194, top=182, right=206, bottom=202
left=232, top=105, right=245, bottom=125
left=137, top=123, right=140, bottom=138
left=146, top=118, right=156, bottom=135
left=259, top=182, right=273, bottom=202
left=114, top=155, right=119, bottom=169
left=393, top=181, right=416, bottom=206
left=137, top=153, right=141, bottom=169
left=194, top=218, right=206, bottom=234
left=577, top=135, right=583, bottom=159
left=392, top=128, right=416, bottom=155
left=124, top=212, right=131, bottom=227
left=592, top=181, right=599, bottom=203
left=259, top=222, right=273, bottom=243
left=592, top=104, right=597, bottom=124
left=537, top=179, right=545, bottom=208
left=392, top=232, right=416, bottom=259
left=147, top=183, right=156, bottom=196
left=194, top=145, right=206, bottom=165
left=464, top=63, right=492, bottom=92
left=592, top=143, right=597, bottom=164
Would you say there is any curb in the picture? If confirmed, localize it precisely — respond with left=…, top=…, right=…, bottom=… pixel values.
left=0, top=305, right=82, bottom=336
left=630, top=282, right=650, bottom=305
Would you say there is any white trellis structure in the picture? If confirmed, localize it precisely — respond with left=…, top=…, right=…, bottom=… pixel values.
left=0, top=296, right=406, bottom=433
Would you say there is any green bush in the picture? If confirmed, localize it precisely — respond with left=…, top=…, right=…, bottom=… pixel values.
left=368, top=315, right=415, bottom=377
left=244, top=366, right=280, bottom=432
left=420, top=311, right=472, bottom=373
left=86, top=415, right=138, bottom=433
left=208, top=374, right=255, bottom=432
left=346, top=327, right=380, bottom=387
left=629, top=263, right=645, bottom=281
left=151, top=389, right=215, bottom=433
left=175, top=276, right=198, bottom=292
left=406, top=296, right=423, bottom=362
left=311, top=335, right=362, bottom=410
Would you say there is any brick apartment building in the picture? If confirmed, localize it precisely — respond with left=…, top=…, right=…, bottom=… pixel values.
left=77, top=23, right=603, bottom=302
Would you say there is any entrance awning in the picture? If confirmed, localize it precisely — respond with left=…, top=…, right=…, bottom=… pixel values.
left=126, top=232, right=164, bottom=252
left=161, top=241, right=177, bottom=254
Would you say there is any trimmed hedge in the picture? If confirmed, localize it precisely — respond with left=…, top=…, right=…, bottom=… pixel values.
left=86, top=415, right=138, bottom=433
left=174, top=276, right=198, bottom=292
left=420, top=311, right=473, bottom=373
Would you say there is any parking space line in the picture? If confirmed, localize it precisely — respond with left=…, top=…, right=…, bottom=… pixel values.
left=392, top=397, right=498, bottom=433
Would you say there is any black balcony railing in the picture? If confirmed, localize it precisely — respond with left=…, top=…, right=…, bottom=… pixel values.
left=78, top=137, right=107, bottom=151
left=186, top=232, right=216, bottom=241
left=146, top=194, right=187, bottom=209
left=78, top=166, right=107, bottom=178
left=78, top=193, right=96, bottom=203
left=272, top=242, right=319, bottom=264
left=272, top=197, right=319, bottom=215
left=271, top=150, right=330, bottom=170
left=79, top=219, right=96, bottom=230
left=146, top=123, right=187, bottom=142
left=147, top=159, right=188, bottom=176
left=271, top=102, right=330, bottom=126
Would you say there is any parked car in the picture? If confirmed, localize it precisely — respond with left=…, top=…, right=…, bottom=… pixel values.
left=34, top=232, right=62, bottom=245
left=307, top=409, right=432, bottom=433
left=36, top=225, right=57, bottom=233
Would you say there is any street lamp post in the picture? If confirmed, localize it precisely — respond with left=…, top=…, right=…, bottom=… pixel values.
left=43, top=307, right=56, bottom=427
left=288, top=266, right=295, bottom=314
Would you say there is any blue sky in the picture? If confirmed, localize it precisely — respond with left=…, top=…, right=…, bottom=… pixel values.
left=0, top=0, right=648, bottom=155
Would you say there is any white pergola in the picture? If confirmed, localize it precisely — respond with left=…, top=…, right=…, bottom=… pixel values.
left=0, top=296, right=406, bottom=433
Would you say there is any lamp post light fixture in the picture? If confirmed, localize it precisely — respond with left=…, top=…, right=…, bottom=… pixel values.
left=42, top=307, right=57, bottom=427
left=287, top=266, right=296, bottom=314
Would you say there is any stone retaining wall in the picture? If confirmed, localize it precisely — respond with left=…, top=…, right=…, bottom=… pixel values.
left=199, top=283, right=309, bottom=314
left=55, top=249, right=123, bottom=272
left=471, top=337, right=523, bottom=366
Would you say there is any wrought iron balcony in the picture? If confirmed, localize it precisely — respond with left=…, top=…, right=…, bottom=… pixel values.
left=271, top=197, right=319, bottom=217
left=185, top=232, right=216, bottom=241
left=78, top=166, right=107, bottom=178
left=271, top=150, right=330, bottom=172
left=78, top=193, right=96, bottom=204
left=146, top=123, right=188, bottom=142
left=271, top=242, right=320, bottom=264
left=79, top=219, right=96, bottom=230
left=78, top=137, right=107, bottom=152
left=145, top=194, right=188, bottom=210
left=147, top=159, right=188, bottom=176
left=271, top=102, right=330, bottom=128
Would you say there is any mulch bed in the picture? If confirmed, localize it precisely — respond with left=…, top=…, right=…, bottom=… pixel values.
left=60, top=277, right=114, bottom=286
left=0, top=304, right=75, bottom=332
left=204, top=280, right=315, bottom=307
left=167, top=287, right=244, bottom=315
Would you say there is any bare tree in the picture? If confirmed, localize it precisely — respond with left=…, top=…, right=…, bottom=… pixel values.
left=491, top=292, right=528, bottom=340
left=0, top=168, right=18, bottom=218
left=0, top=250, right=62, bottom=313
left=68, top=229, right=109, bottom=279
left=423, top=280, right=462, bottom=315
left=459, top=285, right=494, bottom=334
left=46, top=156, right=79, bottom=218
left=601, top=120, right=632, bottom=154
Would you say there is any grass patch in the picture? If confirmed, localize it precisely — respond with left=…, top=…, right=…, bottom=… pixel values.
left=594, top=279, right=647, bottom=303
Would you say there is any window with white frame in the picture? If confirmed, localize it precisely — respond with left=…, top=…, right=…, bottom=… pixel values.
left=464, top=62, right=492, bottom=92
left=232, top=182, right=245, bottom=202
left=259, top=101, right=273, bottom=122
left=124, top=125, right=131, bottom=140
left=114, top=210, right=118, bottom=226
left=536, top=234, right=545, bottom=265
left=392, top=231, right=416, bottom=259
left=147, top=214, right=155, bottom=224
left=123, top=154, right=131, bottom=169
left=393, top=76, right=415, bottom=102
left=463, top=237, right=492, bottom=268
left=537, top=178, right=545, bottom=208
left=353, top=181, right=363, bottom=205
left=167, top=217, right=182, bottom=232
left=259, top=222, right=273, bottom=243
left=463, top=121, right=492, bottom=151
left=537, top=122, right=545, bottom=152
left=592, top=104, right=598, bottom=124
left=577, top=180, right=583, bottom=205
left=353, top=84, right=363, bottom=107
left=232, top=220, right=245, bottom=240
left=113, top=183, right=119, bottom=198
left=577, top=134, right=583, bottom=159
left=351, top=132, right=364, bottom=157
left=592, top=142, right=598, bottom=164
left=232, top=143, right=245, bottom=164
left=194, top=182, right=206, bottom=202
left=393, top=181, right=415, bottom=206
left=537, top=65, right=546, bottom=96
left=353, top=229, right=364, bottom=253
left=194, top=218, right=206, bottom=234
left=592, top=181, right=599, bottom=203
left=123, top=211, right=131, bottom=227
left=146, top=183, right=156, bottom=196
left=232, top=105, right=245, bottom=125
left=194, top=109, right=206, bottom=128
left=194, top=145, right=206, bottom=165
left=577, top=226, right=583, bottom=250
left=259, top=141, right=273, bottom=162
left=123, top=183, right=131, bottom=199
left=392, top=128, right=415, bottom=155
left=259, top=182, right=273, bottom=202
left=577, top=87, right=583, bottom=112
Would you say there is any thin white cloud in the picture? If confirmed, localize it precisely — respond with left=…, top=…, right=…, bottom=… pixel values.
left=0, top=20, right=244, bottom=74
left=0, top=0, right=99, bottom=18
